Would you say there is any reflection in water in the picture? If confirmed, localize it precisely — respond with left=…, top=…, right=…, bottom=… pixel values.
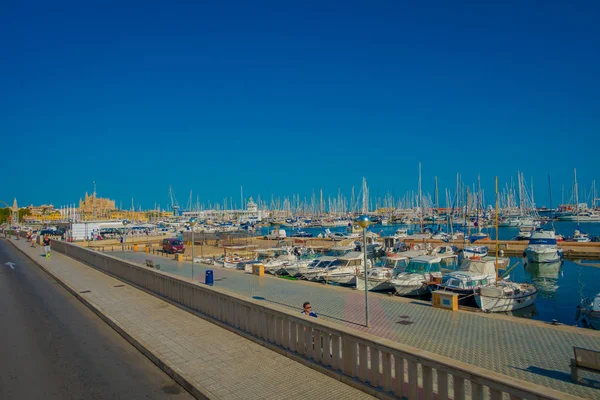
left=501, top=303, right=538, bottom=319
left=524, top=261, right=562, bottom=299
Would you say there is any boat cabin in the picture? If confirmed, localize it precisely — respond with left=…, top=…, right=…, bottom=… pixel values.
left=405, top=255, right=442, bottom=274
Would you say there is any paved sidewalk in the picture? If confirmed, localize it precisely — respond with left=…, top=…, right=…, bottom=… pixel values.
left=115, top=251, right=600, bottom=399
left=9, top=240, right=374, bottom=400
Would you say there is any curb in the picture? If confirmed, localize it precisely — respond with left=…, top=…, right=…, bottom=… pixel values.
left=6, top=239, right=210, bottom=400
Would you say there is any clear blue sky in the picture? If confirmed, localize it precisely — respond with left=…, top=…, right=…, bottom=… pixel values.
left=2, top=0, right=599, bottom=209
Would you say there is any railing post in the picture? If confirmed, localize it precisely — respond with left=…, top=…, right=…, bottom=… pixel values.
left=407, top=358, right=418, bottom=400
left=297, top=323, right=305, bottom=356
left=381, top=351, right=392, bottom=392
left=369, top=347, right=380, bottom=388
left=290, top=321, right=298, bottom=353
left=453, top=375, right=465, bottom=400
left=282, top=319, right=290, bottom=349
left=313, top=328, right=322, bottom=363
left=472, top=382, right=483, bottom=400
left=331, top=334, right=341, bottom=371
left=305, top=325, right=314, bottom=359
left=322, top=332, right=331, bottom=367
left=490, top=388, right=502, bottom=400
left=394, top=355, right=404, bottom=398
left=438, top=370, right=449, bottom=400
left=274, top=317, right=282, bottom=346
left=358, top=343, right=368, bottom=382
left=342, top=338, right=357, bottom=377
left=422, top=365, right=433, bottom=400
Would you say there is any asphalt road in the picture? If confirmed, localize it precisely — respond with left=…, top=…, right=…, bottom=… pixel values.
left=0, top=239, right=193, bottom=400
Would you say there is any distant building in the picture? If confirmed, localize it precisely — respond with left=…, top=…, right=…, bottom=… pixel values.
left=79, top=192, right=116, bottom=217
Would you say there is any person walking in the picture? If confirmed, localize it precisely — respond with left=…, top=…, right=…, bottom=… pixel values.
left=30, top=232, right=37, bottom=247
left=43, top=235, right=51, bottom=258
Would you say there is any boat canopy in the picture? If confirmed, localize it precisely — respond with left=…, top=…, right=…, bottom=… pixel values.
left=460, top=259, right=496, bottom=275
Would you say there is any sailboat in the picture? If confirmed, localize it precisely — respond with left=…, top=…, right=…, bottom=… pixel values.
left=570, top=169, right=591, bottom=243
left=475, top=177, right=538, bottom=313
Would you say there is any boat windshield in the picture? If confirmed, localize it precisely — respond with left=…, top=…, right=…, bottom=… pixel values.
left=326, top=249, right=351, bottom=257
left=529, top=238, right=556, bottom=245
left=406, top=261, right=440, bottom=274
left=385, top=258, right=409, bottom=269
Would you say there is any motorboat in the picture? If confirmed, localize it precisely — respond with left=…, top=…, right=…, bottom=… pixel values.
left=475, top=280, right=538, bottom=313
left=356, top=254, right=409, bottom=292
left=395, top=228, right=408, bottom=238
left=513, top=225, right=536, bottom=240
left=252, top=247, right=298, bottom=274
left=462, top=246, right=488, bottom=260
left=431, top=245, right=459, bottom=263
left=432, top=257, right=509, bottom=306
left=569, top=229, right=591, bottom=243
left=299, top=256, right=338, bottom=281
left=392, top=255, right=443, bottom=297
left=319, top=252, right=370, bottom=286
left=576, top=293, right=600, bottom=330
left=524, top=229, right=563, bottom=263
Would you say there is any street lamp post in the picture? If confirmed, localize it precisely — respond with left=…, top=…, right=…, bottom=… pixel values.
left=122, top=219, right=129, bottom=252
left=189, top=217, right=197, bottom=280
left=356, top=214, right=371, bottom=327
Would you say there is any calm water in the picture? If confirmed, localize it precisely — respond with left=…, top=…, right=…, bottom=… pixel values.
left=257, top=221, right=600, bottom=326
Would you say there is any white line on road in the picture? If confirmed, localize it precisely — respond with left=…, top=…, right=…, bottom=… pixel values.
left=4, top=262, right=16, bottom=270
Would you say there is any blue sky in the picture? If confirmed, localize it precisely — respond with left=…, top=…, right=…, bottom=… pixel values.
left=2, top=1, right=599, bottom=210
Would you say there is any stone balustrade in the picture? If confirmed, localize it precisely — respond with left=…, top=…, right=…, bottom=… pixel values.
left=50, top=240, right=576, bottom=400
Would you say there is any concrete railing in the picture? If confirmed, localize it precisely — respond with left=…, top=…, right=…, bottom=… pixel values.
left=51, top=240, right=576, bottom=400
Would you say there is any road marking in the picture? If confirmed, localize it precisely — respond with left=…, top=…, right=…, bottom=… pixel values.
left=5, top=262, right=16, bottom=270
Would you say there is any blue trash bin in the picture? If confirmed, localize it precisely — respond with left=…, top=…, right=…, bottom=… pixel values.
left=205, top=269, right=214, bottom=286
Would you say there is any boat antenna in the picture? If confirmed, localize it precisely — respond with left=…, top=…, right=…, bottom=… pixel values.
left=495, top=176, right=499, bottom=284
left=548, top=174, right=554, bottom=230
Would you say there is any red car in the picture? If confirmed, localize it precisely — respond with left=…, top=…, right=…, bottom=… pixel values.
left=162, top=238, right=185, bottom=254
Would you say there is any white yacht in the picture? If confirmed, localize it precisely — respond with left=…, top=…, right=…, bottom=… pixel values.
left=299, top=256, right=338, bottom=281
left=356, top=254, right=409, bottom=292
left=558, top=210, right=600, bottom=222
left=513, top=225, right=536, bottom=240
left=392, top=255, right=443, bottom=297
left=524, top=229, right=563, bottom=263
left=571, top=229, right=591, bottom=243
left=432, top=258, right=508, bottom=306
left=320, top=252, right=370, bottom=286
left=462, top=246, right=488, bottom=260
left=475, top=280, right=538, bottom=313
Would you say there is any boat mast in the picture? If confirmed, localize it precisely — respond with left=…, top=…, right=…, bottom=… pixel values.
left=495, top=176, right=499, bottom=284
left=575, top=168, right=580, bottom=230
left=418, top=163, right=423, bottom=233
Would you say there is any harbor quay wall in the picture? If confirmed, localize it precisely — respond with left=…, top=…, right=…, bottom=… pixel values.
left=49, top=240, right=577, bottom=400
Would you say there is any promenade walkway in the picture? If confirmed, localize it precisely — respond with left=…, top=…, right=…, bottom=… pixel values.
left=8, top=240, right=374, bottom=400
left=114, top=251, right=600, bottom=399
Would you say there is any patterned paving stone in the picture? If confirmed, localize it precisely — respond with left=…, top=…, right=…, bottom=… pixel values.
left=10, top=241, right=374, bottom=400
left=116, top=251, right=600, bottom=398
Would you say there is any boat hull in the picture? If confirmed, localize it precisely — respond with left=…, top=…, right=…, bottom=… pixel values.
left=525, top=249, right=561, bottom=263
left=394, top=284, right=429, bottom=297
left=475, top=288, right=537, bottom=312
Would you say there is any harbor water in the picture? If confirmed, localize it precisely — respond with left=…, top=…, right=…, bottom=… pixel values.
left=255, top=221, right=600, bottom=326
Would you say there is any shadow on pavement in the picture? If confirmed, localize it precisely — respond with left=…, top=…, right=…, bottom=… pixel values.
left=252, top=295, right=365, bottom=328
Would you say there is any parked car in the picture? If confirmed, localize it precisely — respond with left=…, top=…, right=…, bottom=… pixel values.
left=162, top=238, right=185, bottom=254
